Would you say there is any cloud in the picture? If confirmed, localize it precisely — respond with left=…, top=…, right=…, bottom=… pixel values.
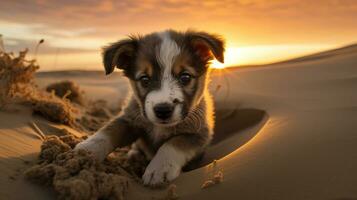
left=1, top=1, right=356, bottom=45
left=0, top=0, right=356, bottom=70
left=1, top=0, right=356, bottom=33
left=2, top=37, right=97, bottom=55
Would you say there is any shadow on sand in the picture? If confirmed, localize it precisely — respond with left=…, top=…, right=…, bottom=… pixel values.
left=184, top=107, right=268, bottom=171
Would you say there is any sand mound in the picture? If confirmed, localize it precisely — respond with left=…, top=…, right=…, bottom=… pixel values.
left=46, top=81, right=85, bottom=105
left=25, top=135, right=132, bottom=200
left=33, top=97, right=76, bottom=126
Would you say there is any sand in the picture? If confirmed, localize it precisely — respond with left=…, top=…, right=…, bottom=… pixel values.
left=1, top=44, right=357, bottom=199
left=24, top=135, right=130, bottom=200
left=201, top=171, right=224, bottom=189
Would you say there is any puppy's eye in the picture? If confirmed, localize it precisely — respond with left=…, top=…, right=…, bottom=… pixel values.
left=139, top=75, right=150, bottom=87
left=179, top=72, right=192, bottom=86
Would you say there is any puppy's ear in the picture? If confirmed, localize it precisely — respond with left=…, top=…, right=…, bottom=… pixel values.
left=186, top=31, right=225, bottom=63
left=102, top=38, right=138, bottom=75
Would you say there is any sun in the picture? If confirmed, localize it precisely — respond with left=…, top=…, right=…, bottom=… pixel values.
left=210, top=59, right=226, bottom=69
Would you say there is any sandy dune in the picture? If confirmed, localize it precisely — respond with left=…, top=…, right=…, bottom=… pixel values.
left=1, top=44, right=357, bottom=199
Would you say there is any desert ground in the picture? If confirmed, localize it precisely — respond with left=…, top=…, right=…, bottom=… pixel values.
left=1, top=44, right=357, bottom=199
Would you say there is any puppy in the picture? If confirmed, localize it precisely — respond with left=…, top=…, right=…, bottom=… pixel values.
left=75, top=30, right=225, bottom=186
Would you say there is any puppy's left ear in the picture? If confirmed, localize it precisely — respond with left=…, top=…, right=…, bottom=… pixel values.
left=102, top=37, right=138, bottom=75
left=186, top=31, right=225, bottom=63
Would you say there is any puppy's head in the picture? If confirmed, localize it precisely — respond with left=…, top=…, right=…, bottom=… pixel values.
left=103, top=30, right=225, bottom=126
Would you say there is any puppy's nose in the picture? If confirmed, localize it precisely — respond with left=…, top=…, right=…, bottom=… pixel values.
left=154, top=103, right=174, bottom=120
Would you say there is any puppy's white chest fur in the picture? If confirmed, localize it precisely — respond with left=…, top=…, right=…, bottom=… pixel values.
left=150, top=126, right=171, bottom=144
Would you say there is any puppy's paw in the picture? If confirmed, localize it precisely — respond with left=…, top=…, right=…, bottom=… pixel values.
left=74, top=134, right=112, bottom=162
left=142, top=158, right=181, bottom=186
left=74, top=140, right=96, bottom=153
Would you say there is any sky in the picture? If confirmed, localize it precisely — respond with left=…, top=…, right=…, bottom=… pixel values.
left=0, top=0, right=356, bottom=71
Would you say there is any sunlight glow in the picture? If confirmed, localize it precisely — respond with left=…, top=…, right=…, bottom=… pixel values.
left=210, top=60, right=225, bottom=69
left=32, top=44, right=333, bottom=71
left=210, top=45, right=332, bottom=69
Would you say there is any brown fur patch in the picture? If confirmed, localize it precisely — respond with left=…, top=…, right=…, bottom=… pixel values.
left=135, top=59, right=153, bottom=78
left=172, top=52, right=197, bottom=76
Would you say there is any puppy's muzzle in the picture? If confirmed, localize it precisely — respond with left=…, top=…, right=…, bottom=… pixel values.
left=154, top=103, right=174, bottom=120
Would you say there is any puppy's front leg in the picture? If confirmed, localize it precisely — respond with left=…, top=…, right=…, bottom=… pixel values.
left=143, top=134, right=208, bottom=186
left=75, top=117, right=141, bottom=161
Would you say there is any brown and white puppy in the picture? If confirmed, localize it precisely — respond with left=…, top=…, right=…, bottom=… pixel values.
left=75, top=30, right=225, bottom=186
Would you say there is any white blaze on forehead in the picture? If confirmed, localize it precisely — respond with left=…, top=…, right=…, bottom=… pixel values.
left=144, top=31, right=184, bottom=125
left=155, top=31, right=182, bottom=101
left=157, top=31, right=180, bottom=70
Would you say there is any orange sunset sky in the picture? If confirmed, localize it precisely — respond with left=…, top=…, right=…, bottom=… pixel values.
left=0, top=0, right=356, bottom=71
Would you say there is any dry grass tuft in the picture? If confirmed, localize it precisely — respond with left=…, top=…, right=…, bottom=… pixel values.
left=0, top=49, right=39, bottom=107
